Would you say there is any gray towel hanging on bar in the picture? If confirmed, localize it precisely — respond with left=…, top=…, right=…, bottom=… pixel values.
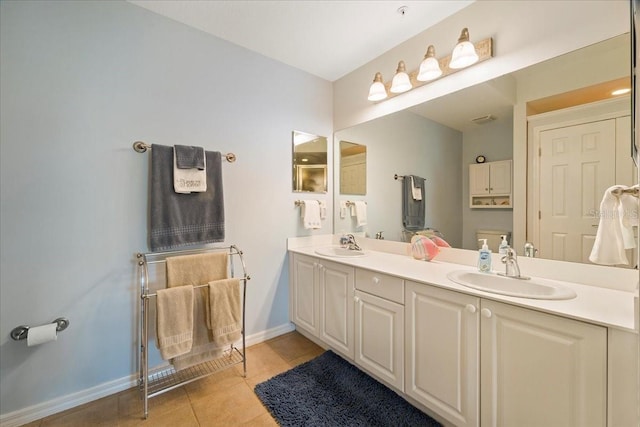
left=149, top=144, right=225, bottom=251
left=402, top=175, right=425, bottom=231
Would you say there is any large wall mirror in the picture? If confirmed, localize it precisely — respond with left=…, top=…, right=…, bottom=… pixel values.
left=292, top=131, right=328, bottom=193
left=334, top=32, right=637, bottom=267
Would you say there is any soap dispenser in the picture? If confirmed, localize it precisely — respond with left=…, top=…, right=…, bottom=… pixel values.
left=498, top=235, right=510, bottom=255
left=478, top=239, right=492, bottom=273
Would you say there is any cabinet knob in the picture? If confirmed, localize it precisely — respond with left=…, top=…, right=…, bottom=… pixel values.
left=481, top=308, right=492, bottom=318
left=485, top=188, right=489, bottom=191
left=465, top=304, right=477, bottom=313
left=372, top=277, right=380, bottom=285
left=354, top=296, right=360, bottom=303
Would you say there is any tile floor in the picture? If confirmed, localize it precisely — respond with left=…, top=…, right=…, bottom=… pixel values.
left=23, top=331, right=324, bottom=427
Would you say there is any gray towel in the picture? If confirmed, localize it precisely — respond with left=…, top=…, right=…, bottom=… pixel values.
left=402, top=175, right=425, bottom=231
left=150, top=144, right=224, bottom=251
left=174, top=144, right=205, bottom=170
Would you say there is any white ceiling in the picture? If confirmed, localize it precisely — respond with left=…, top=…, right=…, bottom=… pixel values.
left=127, top=0, right=474, bottom=82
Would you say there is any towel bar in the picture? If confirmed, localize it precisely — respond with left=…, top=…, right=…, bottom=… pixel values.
left=132, top=141, right=237, bottom=163
left=10, top=317, right=70, bottom=341
left=611, top=187, right=639, bottom=197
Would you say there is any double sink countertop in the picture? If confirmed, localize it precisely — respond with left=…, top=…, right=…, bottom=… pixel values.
left=288, top=237, right=638, bottom=333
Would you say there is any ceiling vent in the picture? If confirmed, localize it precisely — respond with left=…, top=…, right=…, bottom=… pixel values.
left=471, top=114, right=496, bottom=125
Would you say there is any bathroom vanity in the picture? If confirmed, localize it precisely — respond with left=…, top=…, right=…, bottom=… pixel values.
left=288, top=236, right=638, bottom=427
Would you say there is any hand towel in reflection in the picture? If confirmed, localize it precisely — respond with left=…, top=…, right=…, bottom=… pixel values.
left=619, top=185, right=639, bottom=250
left=353, top=201, right=367, bottom=227
left=403, top=175, right=425, bottom=231
left=589, top=185, right=629, bottom=265
left=173, top=145, right=206, bottom=193
left=302, top=200, right=322, bottom=229
left=150, top=144, right=224, bottom=251
left=318, top=200, right=327, bottom=220
left=410, top=176, right=423, bottom=200
left=156, top=286, right=194, bottom=360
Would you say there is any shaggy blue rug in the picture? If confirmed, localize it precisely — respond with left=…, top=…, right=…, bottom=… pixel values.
left=254, top=350, right=441, bottom=426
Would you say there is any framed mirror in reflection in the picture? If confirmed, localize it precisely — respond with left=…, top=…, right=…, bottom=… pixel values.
left=340, top=141, right=367, bottom=195
left=333, top=33, right=637, bottom=267
left=292, top=131, right=328, bottom=193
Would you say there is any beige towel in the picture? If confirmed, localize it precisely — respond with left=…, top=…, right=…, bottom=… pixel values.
left=166, top=253, right=228, bottom=287
left=171, top=287, right=225, bottom=371
left=156, top=286, right=194, bottom=360
left=165, top=252, right=230, bottom=371
left=208, top=278, right=242, bottom=346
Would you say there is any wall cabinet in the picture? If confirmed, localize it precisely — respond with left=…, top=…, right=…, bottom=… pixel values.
left=290, top=253, right=355, bottom=359
left=405, top=283, right=607, bottom=427
left=354, top=270, right=404, bottom=391
left=469, top=160, right=512, bottom=208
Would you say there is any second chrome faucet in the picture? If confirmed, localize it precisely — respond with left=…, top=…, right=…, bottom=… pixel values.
left=498, top=247, right=530, bottom=280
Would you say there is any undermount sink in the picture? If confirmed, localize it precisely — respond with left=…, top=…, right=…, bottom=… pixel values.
left=315, top=246, right=367, bottom=258
left=446, top=270, right=577, bottom=300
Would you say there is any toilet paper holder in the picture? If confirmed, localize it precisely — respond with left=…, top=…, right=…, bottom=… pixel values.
left=10, top=317, right=70, bottom=341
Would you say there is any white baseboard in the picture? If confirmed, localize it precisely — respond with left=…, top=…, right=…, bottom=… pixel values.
left=0, top=323, right=295, bottom=427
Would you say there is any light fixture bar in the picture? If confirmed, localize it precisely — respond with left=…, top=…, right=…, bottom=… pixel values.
left=379, top=37, right=493, bottom=101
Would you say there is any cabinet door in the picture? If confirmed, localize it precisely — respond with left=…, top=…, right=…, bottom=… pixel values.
left=480, top=300, right=606, bottom=427
left=319, top=260, right=355, bottom=359
left=489, top=160, right=511, bottom=194
left=405, top=282, right=479, bottom=427
left=469, top=163, right=490, bottom=195
left=290, top=254, right=319, bottom=336
left=354, top=290, right=404, bottom=391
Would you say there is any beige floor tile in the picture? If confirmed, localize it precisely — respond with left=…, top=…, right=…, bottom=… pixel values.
left=183, top=367, right=246, bottom=404
left=119, top=403, right=199, bottom=427
left=191, top=382, right=268, bottom=426
left=238, top=411, right=279, bottom=426
left=265, top=331, right=323, bottom=362
left=41, top=395, right=118, bottom=427
left=19, top=420, right=42, bottom=427
left=233, top=342, right=290, bottom=380
left=118, top=386, right=192, bottom=422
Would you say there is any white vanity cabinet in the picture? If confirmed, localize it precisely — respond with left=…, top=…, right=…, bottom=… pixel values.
left=405, top=282, right=608, bottom=427
left=480, top=299, right=607, bottom=427
left=469, top=160, right=512, bottom=208
left=354, top=270, right=404, bottom=391
left=405, top=282, right=480, bottom=427
left=290, top=253, right=355, bottom=359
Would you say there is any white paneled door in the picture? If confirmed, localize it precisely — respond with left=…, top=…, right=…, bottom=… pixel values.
left=538, top=119, right=616, bottom=263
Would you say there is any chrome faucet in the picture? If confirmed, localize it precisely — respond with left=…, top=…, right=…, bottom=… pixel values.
left=499, top=247, right=530, bottom=280
left=375, top=231, right=384, bottom=240
left=523, top=242, right=538, bottom=258
left=345, top=234, right=362, bottom=251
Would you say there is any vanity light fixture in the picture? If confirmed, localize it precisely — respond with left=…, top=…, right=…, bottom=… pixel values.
left=390, top=60, right=412, bottom=93
left=417, top=45, right=442, bottom=81
left=367, top=72, right=388, bottom=101
left=449, top=28, right=479, bottom=69
left=366, top=28, right=492, bottom=102
left=611, top=88, right=631, bottom=95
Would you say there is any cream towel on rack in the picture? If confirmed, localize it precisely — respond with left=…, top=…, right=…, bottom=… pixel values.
left=156, top=286, right=194, bottom=360
left=352, top=201, right=367, bottom=227
left=589, top=185, right=629, bottom=265
left=410, top=176, right=423, bottom=201
left=208, top=278, right=242, bottom=346
left=166, top=252, right=230, bottom=371
left=301, top=200, right=322, bottom=229
left=173, top=145, right=207, bottom=194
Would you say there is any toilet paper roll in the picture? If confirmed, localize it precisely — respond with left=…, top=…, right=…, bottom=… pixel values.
left=27, top=323, right=58, bottom=347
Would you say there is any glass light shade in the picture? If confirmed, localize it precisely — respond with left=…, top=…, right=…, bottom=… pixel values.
left=390, top=61, right=412, bottom=93
left=449, top=28, right=479, bottom=69
left=417, top=45, right=442, bottom=81
left=367, top=72, right=387, bottom=101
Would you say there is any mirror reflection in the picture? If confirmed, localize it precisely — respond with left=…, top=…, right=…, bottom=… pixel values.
left=339, top=141, right=367, bottom=195
left=334, top=34, right=636, bottom=266
left=292, top=131, right=328, bottom=193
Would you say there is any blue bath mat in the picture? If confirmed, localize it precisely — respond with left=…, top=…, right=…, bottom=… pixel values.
left=254, top=350, right=441, bottom=426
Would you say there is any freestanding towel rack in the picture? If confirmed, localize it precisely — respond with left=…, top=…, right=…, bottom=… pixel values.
left=136, top=245, right=250, bottom=419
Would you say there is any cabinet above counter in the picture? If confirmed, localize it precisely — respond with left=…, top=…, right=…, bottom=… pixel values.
left=287, top=238, right=637, bottom=333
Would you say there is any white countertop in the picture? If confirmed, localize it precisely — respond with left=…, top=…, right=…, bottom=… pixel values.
left=289, top=243, right=638, bottom=333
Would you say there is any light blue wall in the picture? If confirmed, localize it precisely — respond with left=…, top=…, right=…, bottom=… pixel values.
left=334, top=111, right=463, bottom=244
left=0, top=0, right=332, bottom=416
left=461, top=117, right=514, bottom=250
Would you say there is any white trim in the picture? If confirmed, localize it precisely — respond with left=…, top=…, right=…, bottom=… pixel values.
left=0, top=323, right=295, bottom=427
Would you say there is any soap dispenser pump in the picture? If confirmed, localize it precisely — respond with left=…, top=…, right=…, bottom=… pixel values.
left=498, top=234, right=510, bottom=255
left=478, top=239, right=492, bottom=273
